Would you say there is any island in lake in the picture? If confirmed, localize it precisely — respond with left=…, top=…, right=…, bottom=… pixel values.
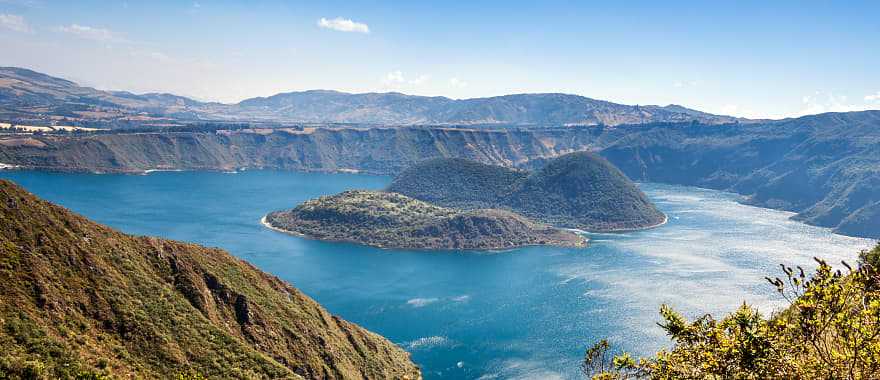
left=264, top=190, right=587, bottom=250
left=389, top=151, right=667, bottom=232
left=264, top=152, right=665, bottom=250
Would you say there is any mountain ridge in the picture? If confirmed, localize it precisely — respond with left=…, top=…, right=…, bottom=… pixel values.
left=0, top=66, right=743, bottom=127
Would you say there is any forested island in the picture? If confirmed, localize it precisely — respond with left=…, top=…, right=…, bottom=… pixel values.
left=265, top=152, right=665, bottom=249
left=264, top=190, right=587, bottom=250
left=389, top=152, right=667, bottom=232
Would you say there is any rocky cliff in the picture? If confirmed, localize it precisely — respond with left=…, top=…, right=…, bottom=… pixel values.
left=1, top=110, right=878, bottom=239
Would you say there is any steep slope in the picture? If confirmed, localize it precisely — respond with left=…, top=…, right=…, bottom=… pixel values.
left=386, top=158, right=529, bottom=208
left=0, top=180, right=420, bottom=379
left=264, top=190, right=586, bottom=250
left=505, top=152, right=666, bottom=231
left=389, top=152, right=666, bottom=232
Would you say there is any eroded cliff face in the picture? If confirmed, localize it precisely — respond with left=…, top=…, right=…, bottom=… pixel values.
left=1, top=112, right=878, bottom=239
left=0, top=128, right=567, bottom=174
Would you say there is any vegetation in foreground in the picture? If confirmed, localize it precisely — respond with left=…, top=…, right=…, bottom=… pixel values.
left=265, top=190, right=587, bottom=250
left=0, top=180, right=420, bottom=379
left=584, top=243, right=880, bottom=379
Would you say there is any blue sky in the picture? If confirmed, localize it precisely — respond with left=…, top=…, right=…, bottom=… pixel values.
left=0, top=0, right=878, bottom=119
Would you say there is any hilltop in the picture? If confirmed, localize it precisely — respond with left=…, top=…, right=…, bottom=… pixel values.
left=389, top=152, right=667, bottom=231
left=264, top=190, right=586, bottom=250
left=0, top=180, right=420, bottom=379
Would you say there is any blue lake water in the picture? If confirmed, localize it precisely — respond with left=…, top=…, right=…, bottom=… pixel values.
left=0, top=170, right=874, bottom=379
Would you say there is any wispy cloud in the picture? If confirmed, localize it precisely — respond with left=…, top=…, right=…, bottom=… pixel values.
left=54, top=24, right=126, bottom=42
left=0, top=13, right=31, bottom=33
left=317, top=17, right=369, bottom=33
left=383, top=70, right=404, bottom=85
left=408, top=74, right=430, bottom=85
left=866, top=91, right=880, bottom=103
left=449, top=77, right=468, bottom=88
left=797, top=91, right=876, bottom=117
left=673, top=80, right=700, bottom=88
left=382, top=71, right=430, bottom=87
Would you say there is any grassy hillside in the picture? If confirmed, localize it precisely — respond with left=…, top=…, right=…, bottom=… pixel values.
left=265, top=190, right=586, bottom=250
left=386, top=158, right=528, bottom=208
left=0, top=180, right=420, bottom=379
left=389, top=152, right=666, bottom=232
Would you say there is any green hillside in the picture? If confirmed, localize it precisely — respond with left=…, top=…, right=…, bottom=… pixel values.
left=265, top=190, right=586, bottom=250
left=0, top=180, right=420, bottom=379
left=389, top=152, right=666, bottom=232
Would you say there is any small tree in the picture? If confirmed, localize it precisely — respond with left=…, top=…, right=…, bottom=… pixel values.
left=584, top=244, right=880, bottom=379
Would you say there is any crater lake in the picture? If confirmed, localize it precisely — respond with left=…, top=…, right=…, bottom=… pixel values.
left=0, top=169, right=873, bottom=379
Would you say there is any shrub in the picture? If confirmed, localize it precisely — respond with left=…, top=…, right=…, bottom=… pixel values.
left=585, top=243, right=880, bottom=379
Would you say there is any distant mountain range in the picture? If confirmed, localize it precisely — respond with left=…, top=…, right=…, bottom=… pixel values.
left=0, top=67, right=744, bottom=127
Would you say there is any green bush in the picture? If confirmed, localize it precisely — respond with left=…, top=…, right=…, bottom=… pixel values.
left=585, top=243, right=880, bottom=379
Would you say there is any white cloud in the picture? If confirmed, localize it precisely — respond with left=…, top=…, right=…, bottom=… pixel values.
left=55, top=24, right=126, bottom=42
left=317, top=17, right=369, bottom=33
left=0, top=13, right=30, bottom=33
left=796, top=91, right=876, bottom=117
left=383, top=70, right=404, bottom=84
left=449, top=77, right=468, bottom=88
left=408, top=74, right=430, bottom=85
left=865, top=91, right=880, bottom=103
left=129, top=49, right=173, bottom=63
left=381, top=71, right=430, bottom=87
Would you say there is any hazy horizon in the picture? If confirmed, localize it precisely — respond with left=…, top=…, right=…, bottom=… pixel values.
left=1, top=1, right=878, bottom=119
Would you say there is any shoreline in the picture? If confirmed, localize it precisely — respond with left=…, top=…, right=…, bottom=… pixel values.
left=260, top=214, right=589, bottom=251
left=260, top=215, right=307, bottom=237
left=0, top=165, right=864, bottom=240
left=565, top=213, right=669, bottom=235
